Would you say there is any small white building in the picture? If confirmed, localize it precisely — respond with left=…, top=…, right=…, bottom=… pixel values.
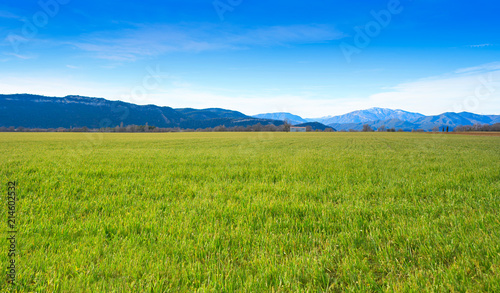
left=290, top=127, right=307, bottom=132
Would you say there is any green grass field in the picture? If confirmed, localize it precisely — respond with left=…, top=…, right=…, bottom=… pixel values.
left=1, top=132, right=499, bottom=292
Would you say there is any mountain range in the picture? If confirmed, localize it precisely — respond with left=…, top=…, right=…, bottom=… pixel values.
left=254, top=108, right=500, bottom=131
left=0, top=94, right=283, bottom=129
left=312, top=108, right=425, bottom=125
left=1, top=94, right=499, bottom=131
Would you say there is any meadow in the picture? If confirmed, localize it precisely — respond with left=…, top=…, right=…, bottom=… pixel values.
left=1, top=132, right=499, bottom=292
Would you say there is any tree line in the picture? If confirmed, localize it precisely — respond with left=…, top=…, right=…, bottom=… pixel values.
left=454, top=123, right=500, bottom=132
left=2, top=122, right=498, bottom=133
left=0, top=121, right=334, bottom=132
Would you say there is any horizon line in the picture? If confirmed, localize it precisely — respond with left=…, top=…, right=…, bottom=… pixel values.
left=2, top=92, right=500, bottom=117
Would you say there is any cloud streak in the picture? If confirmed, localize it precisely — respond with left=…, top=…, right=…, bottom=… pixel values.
left=468, top=44, right=493, bottom=48
left=65, top=24, right=344, bottom=61
left=3, top=52, right=35, bottom=59
left=0, top=10, right=20, bottom=19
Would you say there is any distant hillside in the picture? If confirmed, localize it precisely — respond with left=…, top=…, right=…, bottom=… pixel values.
left=411, top=112, right=472, bottom=130
left=489, top=115, right=500, bottom=123
left=177, top=108, right=248, bottom=120
left=453, top=112, right=500, bottom=125
left=327, top=122, right=363, bottom=132
left=328, top=112, right=499, bottom=131
left=370, top=119, right=417, bottom=131
left=252, top=112, right=307, bottom=125
left=0, top=94, right=280, bottom=129
left=314, top=107, right=425, bottom=125
left=294, top=122, right=335, bottom=131
left=329, top=120, right=418, bottom=132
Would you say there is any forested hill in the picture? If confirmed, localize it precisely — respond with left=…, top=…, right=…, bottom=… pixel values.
left=0, top=94, right=281, bottom=129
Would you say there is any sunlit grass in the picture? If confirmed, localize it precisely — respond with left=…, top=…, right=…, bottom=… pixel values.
left=1, top=132, right=499, bottom=292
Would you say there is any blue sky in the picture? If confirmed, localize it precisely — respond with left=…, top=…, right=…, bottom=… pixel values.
left=1, top=0, right=499, bottom=117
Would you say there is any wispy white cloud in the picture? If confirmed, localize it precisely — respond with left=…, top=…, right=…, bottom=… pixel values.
left=366, top=63, right=500, bottom=115
left=145, top=62, right=500, bottom=117
left=454, top=62, right=500, bottom=74
left=65, top=24, right=344, bottom=61
left=468, top=44, right=493, bottom=48
left=3, top=52, right=35, bottom=59
left=226, top=24, right=345, bottom=46
left=0, top=10, right=20, bottom=19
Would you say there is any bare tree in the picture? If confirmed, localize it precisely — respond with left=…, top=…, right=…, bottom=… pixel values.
left=362, top=124, right=373, bottom=132
left=263, top=124, right=278, bottom=132
left=283, top=119, right=291, bottom=132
